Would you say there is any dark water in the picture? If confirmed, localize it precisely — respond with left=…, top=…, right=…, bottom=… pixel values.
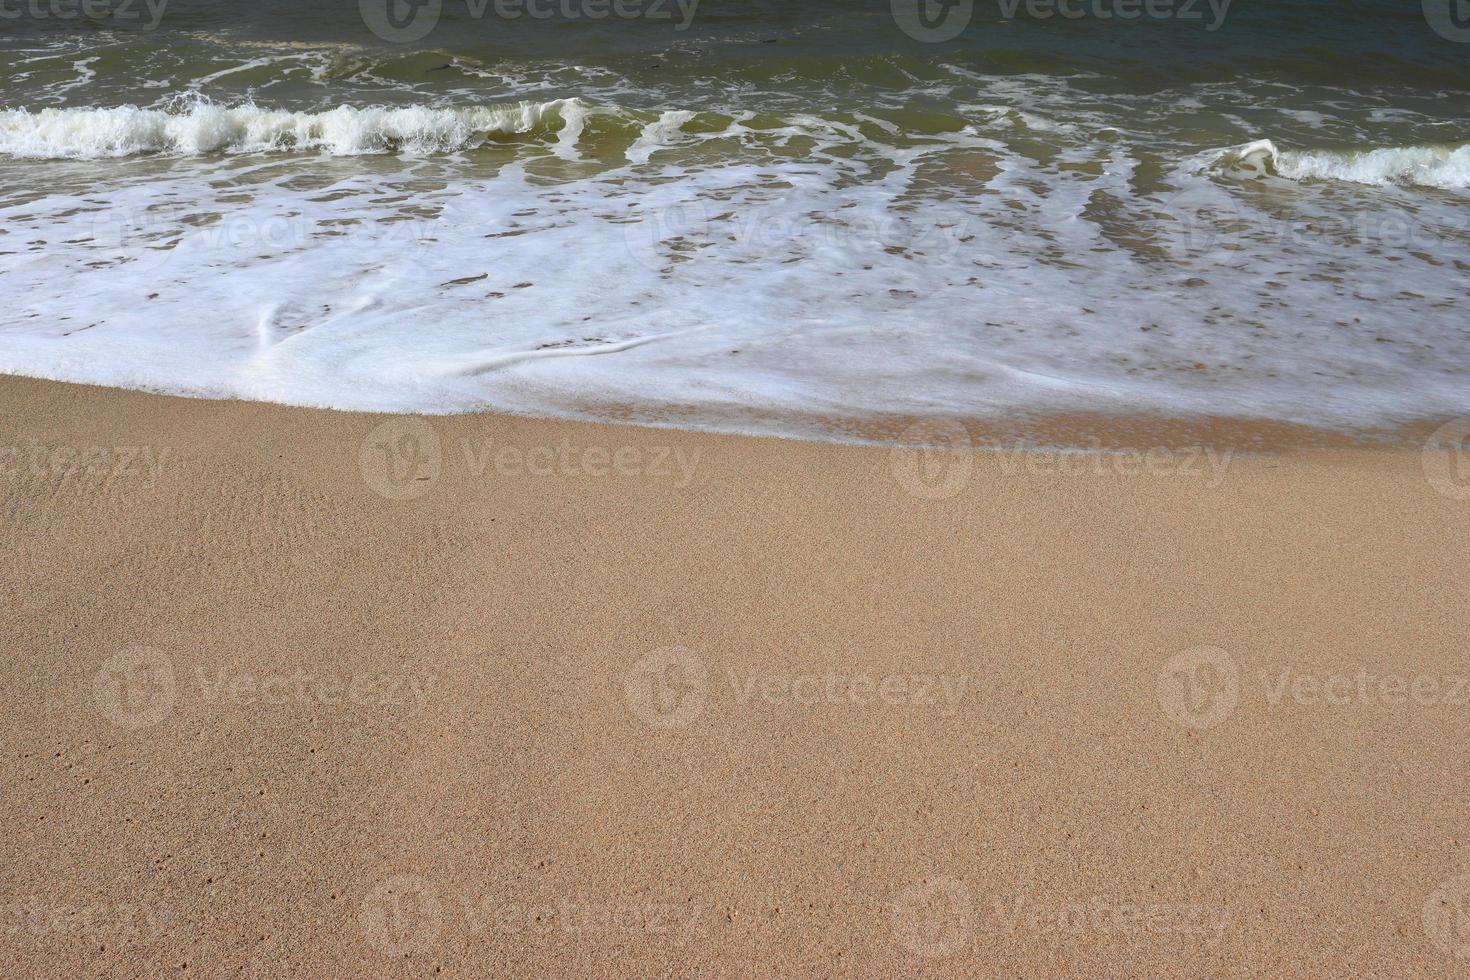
left=4, top=0, right=1468, bottom=102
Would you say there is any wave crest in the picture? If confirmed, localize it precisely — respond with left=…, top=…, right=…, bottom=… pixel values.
left=0, top=99, right=580, bottom=159
left=1199, top=138, right=1470, bottom=189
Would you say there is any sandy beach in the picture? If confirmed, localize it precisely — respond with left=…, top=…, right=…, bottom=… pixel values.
left=2, top=374, right=1468, bottom=976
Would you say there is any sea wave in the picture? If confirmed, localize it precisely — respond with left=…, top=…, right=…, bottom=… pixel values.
left=0, top=99, right=581, bottom=158
left=1199, top=138, right=1470, bottom=188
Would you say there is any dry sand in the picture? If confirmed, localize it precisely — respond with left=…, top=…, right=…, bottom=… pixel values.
left=2, top=374, right=1468, bottom=977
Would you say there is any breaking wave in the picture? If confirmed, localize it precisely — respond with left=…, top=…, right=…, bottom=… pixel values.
left=1199, top=138, right=1470, bottom=188
left=0, top=99, right=583, bottom=158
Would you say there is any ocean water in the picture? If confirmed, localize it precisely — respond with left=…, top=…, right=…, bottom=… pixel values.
left=1, top=0, right=1466, bottom=440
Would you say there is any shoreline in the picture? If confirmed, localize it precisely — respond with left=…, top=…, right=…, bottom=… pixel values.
left=0, top=369, right=1456, bottom=454
left=3, top=374, right=1469, bottom=976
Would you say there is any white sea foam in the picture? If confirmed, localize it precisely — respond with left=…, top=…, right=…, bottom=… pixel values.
left=625, top=110, right=696, bottom=165
left=1200, top=138, right=1470, bottom=188
left=1277, top=144, right=1470, bottom=188
left=2, top=97, right=1468, bottom=441
left=0, top=99, right=578, bottom=158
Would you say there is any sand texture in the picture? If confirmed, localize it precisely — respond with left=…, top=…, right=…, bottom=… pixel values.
left=2, top=375, right=1469, bottom=977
